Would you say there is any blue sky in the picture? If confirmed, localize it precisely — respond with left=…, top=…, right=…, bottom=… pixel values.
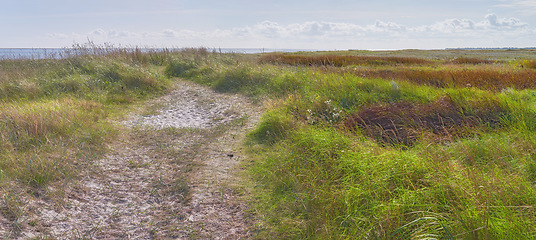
left=2, top=0, right=535, bottom=49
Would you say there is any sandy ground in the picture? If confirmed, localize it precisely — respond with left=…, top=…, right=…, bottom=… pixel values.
left=4, top=80, right=262, bottom=239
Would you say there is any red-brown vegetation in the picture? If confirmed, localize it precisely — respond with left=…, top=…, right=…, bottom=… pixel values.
left=259, top=53, right=432, bottom=67
left=344, top=96, right=505, bottom=146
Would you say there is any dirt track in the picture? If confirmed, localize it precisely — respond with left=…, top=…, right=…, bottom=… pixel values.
left=14, top=80, right=262, bottom=239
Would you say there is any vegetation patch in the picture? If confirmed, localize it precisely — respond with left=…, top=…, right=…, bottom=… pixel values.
left=349, top=67, right=536, bottom=90
left=259, top=53, right=432, bottom=67
left=344, top=95, right=506, bottom=146
left=0, top=44, right=176, bottom=233
left=4, top=47, right=536, bottom=239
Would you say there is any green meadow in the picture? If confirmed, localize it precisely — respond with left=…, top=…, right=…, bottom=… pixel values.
left=2, top=46, right=536, bottom=239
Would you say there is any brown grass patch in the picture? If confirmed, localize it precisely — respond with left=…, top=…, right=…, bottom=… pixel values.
left=344, top=96, right=505, bottom=146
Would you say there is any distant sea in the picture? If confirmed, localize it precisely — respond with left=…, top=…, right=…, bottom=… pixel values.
left=0, top=48, right=314, bottom=60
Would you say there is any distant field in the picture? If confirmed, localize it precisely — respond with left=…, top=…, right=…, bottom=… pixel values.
left=2, top=47, right=536, bottom=239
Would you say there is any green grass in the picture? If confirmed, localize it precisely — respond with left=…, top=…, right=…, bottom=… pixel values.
left=0, top=44, right=178, bottom=227
left=3, top=47, right=536, bottom=239
left=169, top=50, right=536, bottom=239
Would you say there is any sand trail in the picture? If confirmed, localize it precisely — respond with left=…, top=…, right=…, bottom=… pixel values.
left=15, top=80, right=261, bottom=239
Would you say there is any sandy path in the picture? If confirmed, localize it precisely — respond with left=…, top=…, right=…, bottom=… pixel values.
left=14, top=80, right=262, bottom=239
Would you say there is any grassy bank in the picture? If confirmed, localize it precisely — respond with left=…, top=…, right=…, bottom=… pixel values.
left=169, top=49, right=536, bottom=239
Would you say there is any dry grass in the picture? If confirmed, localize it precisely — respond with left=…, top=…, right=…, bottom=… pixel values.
left=259, top=53, right=432, bottom=67
left=0, top=98, right=106, bottom=188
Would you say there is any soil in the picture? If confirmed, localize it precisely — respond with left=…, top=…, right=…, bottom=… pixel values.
left=5, top=80, right=263, bottom=239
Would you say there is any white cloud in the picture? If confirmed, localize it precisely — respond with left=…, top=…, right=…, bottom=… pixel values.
left=46, top=14, right=533, bottom=49
left=484, top=13, right=527, bottom=29
left=368, top=20, right=406, bottom=32
left=417, top=14, right=527, bottom=33
left=162, top=29, right=179, bottom=38
left=253, top=21, right=284, bottom=38
left=423, top=18, right=476, bottom=33
left=496, top=0, right=536, bottom=14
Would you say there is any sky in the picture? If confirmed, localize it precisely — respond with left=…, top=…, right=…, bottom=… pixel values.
left=1, top=0, right=536, bottom=50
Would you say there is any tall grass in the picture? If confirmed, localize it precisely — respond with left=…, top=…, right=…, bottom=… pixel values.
left=171, top=51, right=536, bottom=239
left=0, top=44, right=185, bottom=227
left=4, top=47, right=532, bottom=238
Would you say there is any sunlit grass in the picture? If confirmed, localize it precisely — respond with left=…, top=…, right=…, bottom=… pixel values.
left=0, top=44, right=179, bottom=227
left=170, top=50, right=536, bottom=239
left=3, top=47, right=536, bottom=239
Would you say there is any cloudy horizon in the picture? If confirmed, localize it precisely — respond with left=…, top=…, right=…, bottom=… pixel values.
left=3, top=0, right=536, bottom=50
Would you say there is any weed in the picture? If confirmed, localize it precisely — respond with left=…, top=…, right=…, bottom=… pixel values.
left=520, top=59, right=536, bottom=69
left=0, top=186, right=25, bottom=222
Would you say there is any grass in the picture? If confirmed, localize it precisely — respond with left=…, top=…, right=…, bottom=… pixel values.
left=3, top=46, right=536, bottom=239
left=167, top=49, right=536, bottom=239
left=0, top=44, right=178, bottom=233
